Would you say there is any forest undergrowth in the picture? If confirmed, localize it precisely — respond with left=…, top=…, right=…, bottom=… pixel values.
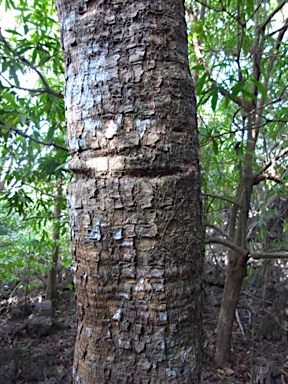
left=0, top=262, right=287, bottom=384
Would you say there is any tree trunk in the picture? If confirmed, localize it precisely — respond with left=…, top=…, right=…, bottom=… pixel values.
left=215, top=133, right=255, bottom=365
left=215, top=248, right=248, bottom=365
left=46, top=179, right=62, bottom=303
left=55, top=0, right=203, bottom=382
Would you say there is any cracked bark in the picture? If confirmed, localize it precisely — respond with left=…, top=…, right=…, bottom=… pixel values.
left=55, top=0, right=203, bottom=382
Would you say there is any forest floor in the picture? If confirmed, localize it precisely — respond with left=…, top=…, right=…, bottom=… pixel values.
left=0, top=263, right=287, bottom=384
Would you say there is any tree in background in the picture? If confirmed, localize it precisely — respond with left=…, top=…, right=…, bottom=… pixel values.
left=0, top=0, right=70, bottom=301
left=1, top=0, right=287, bottom=374
left=45, top=178, right=63, bottom=302
left=55, top=0, right=203, bottom=382
left=187, top=0, right=288, bottom=365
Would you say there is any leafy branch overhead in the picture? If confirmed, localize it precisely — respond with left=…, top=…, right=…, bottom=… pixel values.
left=187, top=0, right=288, bottom=198
left=0, top=28, right=63, bottom=98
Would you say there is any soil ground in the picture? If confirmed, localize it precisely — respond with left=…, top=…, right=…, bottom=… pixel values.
left=0, top=265, right=287, bottom=383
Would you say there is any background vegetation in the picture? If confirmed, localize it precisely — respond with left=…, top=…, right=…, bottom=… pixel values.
left=0, top=0, right=287, bottom=367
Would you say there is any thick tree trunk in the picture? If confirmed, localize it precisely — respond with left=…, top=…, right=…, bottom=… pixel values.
left=55, top=0, right=203, bottom=382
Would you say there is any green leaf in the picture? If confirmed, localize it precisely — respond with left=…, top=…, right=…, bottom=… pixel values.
left=62, top=256, right=72, bottom=268
left=223, top=96, right=230, bottom=109
left=212, top=139, right=219, bottom=155
left=247, top=265, right=253, bottom=278
left=195, top=73, right=208, bottom=95
left=241, top=89, right=257, bottom=101
left=251, top=79, right=267, bottom=98
left=2, top=60, right=8, bottom=73
left=191, top=64, right=205, bottom=71
left=211, top=88, right=218, bottom=112
left=2, top=92, right=19, bottom=108
left=232, top=81, right=245, bottom=97
left=0, top=117, right=14, bottom=133
left=4, top=0, right=16, bottom=10
left=5, top=29, right=22, bottom=36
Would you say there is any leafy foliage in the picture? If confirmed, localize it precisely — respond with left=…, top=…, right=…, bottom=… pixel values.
left=187, top=0, right=288, bottom=243
left=0, top=0, right=71, bottom=285
left=186, top=0, right=288, bottom=364
left=0, top=0, right=287, bottom=367
left=0, top=204, right=70, bottom=284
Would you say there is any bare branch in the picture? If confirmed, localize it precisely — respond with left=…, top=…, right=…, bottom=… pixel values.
left=193, top=0, right=223, bottom=13
left=10, top=127, right=68, bottom=152
left=246, top=85, right=288, bottom=118
left=0, top=28, right=63, bottom=99
left=22, top=214, right=67, bottom=221
left=205, top=238, right=288, bottom=260
left=22, top=182, right=67, bottom=200
left=253, top=174, right=287, bottom=186
left=205, top=236, right=248, bottom=258
left=202, top=192, right=242, bottom=206
left=251, top=251, right=288, bottom=259
left=0, top=119, right=68, bottom=152
left=235, top=309, right=245, bottom=337
left=273, top=16, right=288, bottom=51
left=267, top=19, right=288, bottom=37
left=258, top=0, right=287, bottom=32
left=193, top=0, right=245, bottom=26
left=0, top=73, right=63, bottom=98
left=219, top=0, right=245, bottom=27
left=246, top=1, right=264, bottom=23
left=199, top=0, right=206, bottom=20
left=206, top=223, right=230, bottom=239
left=253, top=146, right=288, bottom=183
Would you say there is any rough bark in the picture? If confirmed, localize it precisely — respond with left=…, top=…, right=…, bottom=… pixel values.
left=55, top=0, right=203, bottom=382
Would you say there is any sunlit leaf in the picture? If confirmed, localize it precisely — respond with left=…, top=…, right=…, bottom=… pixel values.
left=2, top=92, right=19, bottom=108
left=195, top=73, right=208, bottom=95
left=191, top=64, right=205, bottom=71
left=241, top=89, right=257, bottom=101
left=251, top=78, right=267, bottom=98
left=232, top=81, right=245, bottom=97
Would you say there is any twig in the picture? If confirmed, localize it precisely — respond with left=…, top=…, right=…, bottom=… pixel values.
left=264, top=309, right=288, bottom=332
left=8, top=281, right=21, bottom=303
left=11, top=127, right=68, bottom=151
left=205, top=236, right=248, bottom=258
left=235, top=309, right=245, bottom=337
left=258, top=0, right=287, bottom=32
left=0, top=73, right=63, bottom=98
left=22, top=182, right=67, bottom=200
left=0, top=119, right=68, bottom=152
left=0, top=28, right=63, bottom=99
left=253, top=147, right=288, bottom=183
left=22, top=214, right=67, bottom=221
left=206, top=223, right=230, bottom=239
left=250, top=251, right=288, bottom=259
left=202, top=192, right=242, bottom=206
